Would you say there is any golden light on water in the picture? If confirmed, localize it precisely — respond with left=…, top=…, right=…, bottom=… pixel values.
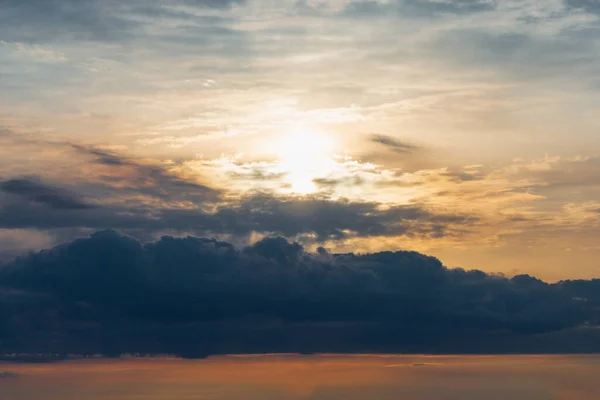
left=3, top=355, right=600, bottom=399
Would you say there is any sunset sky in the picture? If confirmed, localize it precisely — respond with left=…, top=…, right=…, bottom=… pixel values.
left=2, top=0, right=600, bottom=280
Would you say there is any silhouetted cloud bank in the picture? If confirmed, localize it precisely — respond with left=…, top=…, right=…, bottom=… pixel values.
left=0, top=178, right=96, bottom=210
left=0, top=174, right=469, bottom=241
left=1, top=230, right=599, bottom=356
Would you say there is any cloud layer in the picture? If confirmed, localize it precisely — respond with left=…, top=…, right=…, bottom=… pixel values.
left=1, top=230, right=599, bottom=356
left=0, top=178, right=96, bottom=210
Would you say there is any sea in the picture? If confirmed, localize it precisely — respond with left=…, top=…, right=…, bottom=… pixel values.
left=1, top=354, right=599, bottom=399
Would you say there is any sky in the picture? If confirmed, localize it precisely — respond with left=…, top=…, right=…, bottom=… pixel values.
left=3, top=355, right=600, bottom=399
left=2, top=0, right=600, bottom=281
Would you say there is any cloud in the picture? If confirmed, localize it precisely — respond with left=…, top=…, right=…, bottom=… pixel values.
left=2, top=41, right=68, bottom=63
left=0, top=229, right=55, bottom=262
left=342, top=0, right=496, bottom=18
left=0, top=0, right=247, bottom=36
left=0, top=140, right=469, bottom=242
left=402, top=0, right=496, bottom=15
left=427, top=26, right=600, bottom=89
left=0, top=0, right=137, bottom=43
left=510, top=156, right=600, bottom=190
left=183, top=0, right=247, bottom=8
left=0, top=372, right=19, bottom=379
left=71, top=145, right=221, bottom=201
left=370, top=134, right=420, bottom=154
left=565, top=0, right=600, bottom=13
left=438, top=168, right=486, bottom=183
left=0, top=230, right=599, bottom=356
left=0, top=128, right=16, bottom=138
left=2, top=138, right=598, bottom=273
left=0, top=178, right=96, bottom=210
left=207, top=193, right=468, bottom=240
left=77, top=146, right=129, bottom=166
left=313, top=175, right=366, bottom=188
left=0, top=181, right=469, bottom=243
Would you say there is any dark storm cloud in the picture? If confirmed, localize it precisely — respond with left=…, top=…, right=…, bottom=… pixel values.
left=370, top=134, right=420, bottom=154
left=0, top=178, right=96, bottom=210
left=0, top=230, right=599, bottom=356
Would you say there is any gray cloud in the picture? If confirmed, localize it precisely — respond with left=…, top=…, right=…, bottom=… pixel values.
left=183, top=0, right=246, bottom=8
left=565, top=0, right=600, bottom=13
left=428, top=27, right=600, bottom=87
left=342, top=0, right=496, bottom=18
left=0, top=129, right=13, bottom=138
left=534, top=157, right=600, bottom=189
left=313, top=175, right=366, bottom=188
left=403, top=0, right=496, bottom=15
left=370, top=134, right=420, bottom=154
left=207, top=193, right=467, bottom=240
left=0, top=0, right=247, bottom=44
left=0, top=0, right=138, bottom=43
left=0, top=178, right=96, bottom=210
left=228, top=170, right=288, bottom=182
left=71, top=145, right=221, bottom=201
left=439, top=169, right=486, bottom=183
left=78, top=146, right=129, bottom=166
left=0, top=186, right=470, bottom=243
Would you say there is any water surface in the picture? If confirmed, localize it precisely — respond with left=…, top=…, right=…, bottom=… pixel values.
left=2, top=355, right=599, bottom=399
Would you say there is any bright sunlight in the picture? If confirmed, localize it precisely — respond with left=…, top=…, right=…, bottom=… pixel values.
left=274, top=128, right=335, bottom=194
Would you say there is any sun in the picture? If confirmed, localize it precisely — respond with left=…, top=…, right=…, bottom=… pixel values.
left=274, top=129, right=335, bottom=194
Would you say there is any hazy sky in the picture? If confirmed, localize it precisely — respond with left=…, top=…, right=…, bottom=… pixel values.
left=3, top=355, right=600, bottom=399
left=2, top=0, right=600, bottom=279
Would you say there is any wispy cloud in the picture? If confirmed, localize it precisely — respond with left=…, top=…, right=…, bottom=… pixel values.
left=0, top=178, right=96, bottom=210
left=370, top=134, right=420, bottom=154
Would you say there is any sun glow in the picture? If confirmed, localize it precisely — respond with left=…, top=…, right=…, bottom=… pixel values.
left=274, top=129, right=335, bottom=194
